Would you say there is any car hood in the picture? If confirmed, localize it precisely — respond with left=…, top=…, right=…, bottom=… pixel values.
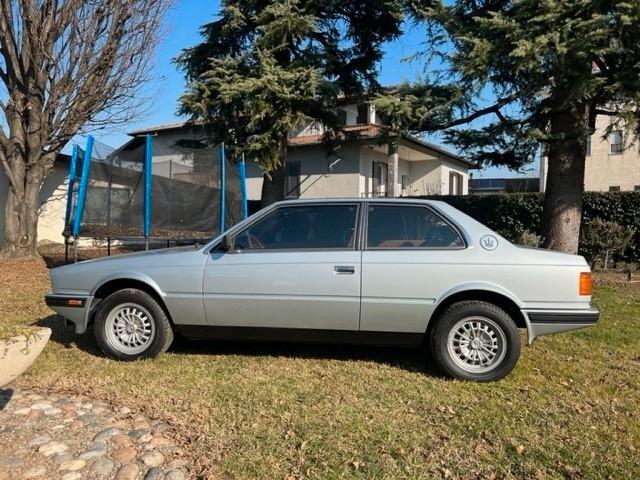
left=51, top=246, right=207, bottom=279
left=74, top=246, right=200, bottom=265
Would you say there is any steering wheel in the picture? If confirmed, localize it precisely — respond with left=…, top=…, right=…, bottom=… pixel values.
left=343, top=227, right=355, bottom=247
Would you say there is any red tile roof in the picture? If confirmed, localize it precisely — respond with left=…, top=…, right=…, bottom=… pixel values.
left=288, top=124, right=389, bottom=146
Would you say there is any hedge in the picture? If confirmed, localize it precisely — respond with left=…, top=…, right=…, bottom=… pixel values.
left=412, top=192, right=640, bottom=264
left=249, top=192, right=640, bottom=263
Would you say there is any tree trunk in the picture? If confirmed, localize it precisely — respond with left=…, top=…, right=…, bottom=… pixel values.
left=1, top=166, right=42, bottom=258
left=260, top=136, right=287, bottom=208
left=540, top=110, right=587, bottom=253
left=1, top=97, right=51, bottom=259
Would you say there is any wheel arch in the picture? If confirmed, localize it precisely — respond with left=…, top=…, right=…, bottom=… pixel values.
left=426, top=286, right=530, bottom=341
left=89, top=274, right=173, bottom=327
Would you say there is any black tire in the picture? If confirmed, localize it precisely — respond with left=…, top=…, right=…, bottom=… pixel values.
left=94, top=288, right=174, bottom=361
left=429, top=301, right=520, bottom=382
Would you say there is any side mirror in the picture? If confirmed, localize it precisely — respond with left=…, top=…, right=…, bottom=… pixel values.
left=220, top=234, right=235, bottom=252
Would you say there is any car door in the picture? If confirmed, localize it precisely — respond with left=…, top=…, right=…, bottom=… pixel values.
left=361, top=202, right=467, bottom=333
left=203, top=202, right=362, bottom=331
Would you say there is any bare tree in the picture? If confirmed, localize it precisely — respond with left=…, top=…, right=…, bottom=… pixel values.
left=0, top=0, right=172, bottom=258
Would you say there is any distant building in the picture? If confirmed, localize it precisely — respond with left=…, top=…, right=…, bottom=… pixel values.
left=469, top=177, right=540, bottom=195
left=540, top=114, right=640, bottom=192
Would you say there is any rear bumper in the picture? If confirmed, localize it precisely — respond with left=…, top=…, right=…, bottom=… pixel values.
left=523, top=308, right=600, bottom=344
left=45, top=294, right=93, bottom=334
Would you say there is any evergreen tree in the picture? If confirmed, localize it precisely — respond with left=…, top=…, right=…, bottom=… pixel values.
left=177, top=0, right=402, bottom=206
left=376, top=0, right=640, bottom=253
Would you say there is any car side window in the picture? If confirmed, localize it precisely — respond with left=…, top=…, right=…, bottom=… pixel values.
left=367, top=205, right=464, bottom=249
left=234, top=204, right=358, bottom=251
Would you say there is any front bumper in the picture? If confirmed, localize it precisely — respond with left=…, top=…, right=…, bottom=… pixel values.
left=523, top=307, right=600, bottom=344
left=45, top=294, right=94, bottom=334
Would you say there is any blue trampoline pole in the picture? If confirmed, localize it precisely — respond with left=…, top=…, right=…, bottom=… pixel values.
left=239, top=153, right=248, bottom=219
left=63, top=144, right=79, bottom=264
left=71, top=136, right=94, bottom=262
left=144, top=134, right=153, bottom=250
left=219, top=143, right=226, bottom=233
left=63, top=144, right=79, bottom=235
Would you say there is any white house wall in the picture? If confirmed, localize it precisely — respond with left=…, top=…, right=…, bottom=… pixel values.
left=358, top=145, right=469, bottom=197
left=407, top=161, right=442, bottom=196
left=0, top=163, right=69, bottom=247
left=439, top=159, right=469, bottom=195
left=245, top=144, right=362, bottom=200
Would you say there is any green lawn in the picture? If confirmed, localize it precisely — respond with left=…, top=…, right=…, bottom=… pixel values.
left=3, top=259, right=640, bottom=479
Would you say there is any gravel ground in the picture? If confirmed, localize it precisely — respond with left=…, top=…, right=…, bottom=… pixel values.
left=0, top=387, right=189, bottom=480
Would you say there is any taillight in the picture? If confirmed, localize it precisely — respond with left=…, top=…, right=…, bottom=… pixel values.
left=579, top=272, right=592, bottom=296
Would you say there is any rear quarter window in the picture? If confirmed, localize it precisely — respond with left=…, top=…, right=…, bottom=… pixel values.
left=367, top=204, right=464, bottom=249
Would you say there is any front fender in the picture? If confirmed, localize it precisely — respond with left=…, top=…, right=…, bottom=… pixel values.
left=90, top=271, right=166, bottom=299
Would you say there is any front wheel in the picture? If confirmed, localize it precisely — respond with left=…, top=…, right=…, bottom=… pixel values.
left=94, top=288, right=174, bottom=361
left=429, top=301, right=521, bottom=382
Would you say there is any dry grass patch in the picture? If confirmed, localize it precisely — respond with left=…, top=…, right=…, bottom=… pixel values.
left=1, top=258, right=639, bottom=479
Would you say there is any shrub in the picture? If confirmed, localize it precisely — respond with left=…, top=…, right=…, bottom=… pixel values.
left=516, top=230, right=543, bottom=247
left=580, top=219, right=635, bottom=269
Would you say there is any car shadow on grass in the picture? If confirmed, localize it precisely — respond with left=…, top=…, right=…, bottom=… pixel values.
left=36, top=315, right=104, bottom=357
left=37, top=314, right=440, bottom=376
left=171, top=336, right=438, bottom=375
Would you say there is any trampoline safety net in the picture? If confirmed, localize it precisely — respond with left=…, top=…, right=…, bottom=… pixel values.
left=66, top=135, right=246, bottom=241
left=81, top=140, right=145, bottom=237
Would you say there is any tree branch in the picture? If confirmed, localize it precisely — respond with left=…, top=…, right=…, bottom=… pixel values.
left=0, top=0, right=24, bottom=85
left=422, top=93, right=519, bottom=131
left=0, top=137, right=20, bottom=193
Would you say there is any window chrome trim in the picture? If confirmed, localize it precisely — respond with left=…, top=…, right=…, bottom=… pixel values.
left=363, top=202, right=468, bottom=251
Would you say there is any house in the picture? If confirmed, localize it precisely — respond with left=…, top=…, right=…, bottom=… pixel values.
left=540, top=114, right=640, bottom=192
left=0, top=102, right=470, bottom=248
left=131, top=103, right=472, bottom=200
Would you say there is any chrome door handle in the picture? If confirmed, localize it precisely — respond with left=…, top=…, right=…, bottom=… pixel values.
left=334, top=265, right=355, bottom=274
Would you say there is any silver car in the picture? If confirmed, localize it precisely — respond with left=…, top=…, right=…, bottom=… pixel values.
left=46, top=199, right=599, bottom=381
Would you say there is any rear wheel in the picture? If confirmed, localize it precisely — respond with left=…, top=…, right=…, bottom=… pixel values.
left=94, top=288, right=174, bottom=360
left=429, top=301, right=520, bottom=381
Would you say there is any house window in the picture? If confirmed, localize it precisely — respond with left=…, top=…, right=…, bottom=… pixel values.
left=609, top=186, right=621, bottom=192
left=401, top=175, right=410, bottom=191
left=585, top=136, right=591, bottom=156
left=357, top=104, right=369, bottom=124
left=284, top=161, right=301, bottom=198
left=371, top=161, right=387, bottom=197
left=610, top=130, right=624, bottom=154
left=337, top=108, right=347, bottom=126
left=635, top=186, right=640, bottom=191
left=449, top=172, right=463, bottom=195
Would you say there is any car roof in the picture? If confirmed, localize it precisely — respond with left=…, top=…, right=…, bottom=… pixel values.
left=273, top=197, right=445, bottom=207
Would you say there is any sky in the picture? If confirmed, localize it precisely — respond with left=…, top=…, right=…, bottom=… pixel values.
left=91, top=0, right=537, bottom=179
